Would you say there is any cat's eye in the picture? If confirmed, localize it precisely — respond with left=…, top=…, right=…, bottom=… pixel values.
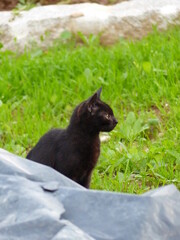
left=105, top=114, right=110, bottom=120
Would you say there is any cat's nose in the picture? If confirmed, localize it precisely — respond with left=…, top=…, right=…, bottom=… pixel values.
left=114, top=118, right=118, bottom=125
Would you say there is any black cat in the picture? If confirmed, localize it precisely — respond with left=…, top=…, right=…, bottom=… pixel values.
left=26, top=88, right=118, bottom=188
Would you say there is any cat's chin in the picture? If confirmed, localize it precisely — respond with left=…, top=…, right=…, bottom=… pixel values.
left=100, top=124, right=117, bottom=132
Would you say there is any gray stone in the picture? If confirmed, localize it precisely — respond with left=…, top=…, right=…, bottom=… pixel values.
left=0, top=0, right=180, bottom=51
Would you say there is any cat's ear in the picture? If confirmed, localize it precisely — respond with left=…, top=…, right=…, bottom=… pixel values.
left=87, top=93, right=98, bottom=113
left=86, top=88, right=102, bottom=113
left=96, top=87, right=102, bottom=99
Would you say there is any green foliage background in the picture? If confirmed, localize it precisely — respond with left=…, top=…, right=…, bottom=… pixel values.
left=0, top=27, right=179, bottom=193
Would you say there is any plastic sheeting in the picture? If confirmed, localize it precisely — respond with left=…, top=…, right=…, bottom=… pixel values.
left=0, top=148, right=180, bottom=240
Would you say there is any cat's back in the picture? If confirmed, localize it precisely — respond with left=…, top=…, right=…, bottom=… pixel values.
left=27, top=128, right=66, bottom=166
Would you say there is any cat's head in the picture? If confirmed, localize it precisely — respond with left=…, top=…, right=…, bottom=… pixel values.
left=73, top=88, right=118, bottom=133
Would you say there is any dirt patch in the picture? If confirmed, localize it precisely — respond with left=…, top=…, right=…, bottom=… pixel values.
left=150, top=105, right=162, bottom=119
left=0, top=0, right=127, bottom=11
left=0, top=0, right=18, bottom=10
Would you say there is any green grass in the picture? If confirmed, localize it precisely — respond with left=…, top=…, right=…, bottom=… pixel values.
left=0, top=27, right=180, bottom=194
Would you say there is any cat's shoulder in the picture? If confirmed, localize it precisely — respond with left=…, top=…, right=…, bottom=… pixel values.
left=42, top=128, right=66, bottom=141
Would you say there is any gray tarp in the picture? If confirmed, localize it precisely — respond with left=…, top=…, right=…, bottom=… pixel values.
left=0, top=148, right=179, bottom=240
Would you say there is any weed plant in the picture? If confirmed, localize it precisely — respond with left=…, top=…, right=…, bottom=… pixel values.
left=0, top=27, right=179, bottom=193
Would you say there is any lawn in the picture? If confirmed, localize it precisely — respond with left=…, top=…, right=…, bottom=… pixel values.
left=0, top=27, right=179, bottom=193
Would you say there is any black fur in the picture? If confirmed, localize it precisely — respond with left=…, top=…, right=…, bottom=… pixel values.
left=27, top=88, right=118, bottom=188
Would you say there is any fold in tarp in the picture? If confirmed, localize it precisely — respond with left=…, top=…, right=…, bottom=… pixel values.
left=0, top=148, right=179, bottom=240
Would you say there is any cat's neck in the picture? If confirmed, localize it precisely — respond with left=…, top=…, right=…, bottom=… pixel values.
left=66, top=122, right=99, bottom=137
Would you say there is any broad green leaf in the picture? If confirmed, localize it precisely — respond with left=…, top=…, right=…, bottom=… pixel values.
left=133, top=119, right=142, bottom=136
left=126, top=112, right=136, bottom=126
left=142, top=61, right=152, bottom=73
left=60, top=31, right=72, bottom=40
left=166, top=150, right=180, bottom=164
left=84, top=68, right=92, bottom=80
left=148, top=119, right=159, bottom=125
